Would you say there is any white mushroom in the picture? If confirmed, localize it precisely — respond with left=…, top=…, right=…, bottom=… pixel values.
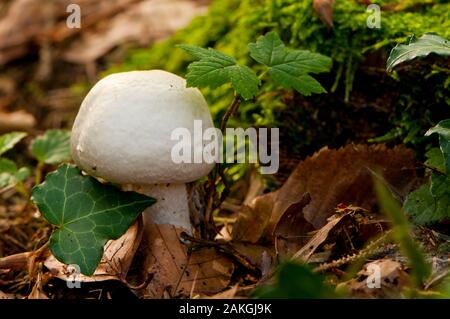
left=71, top=70, right=215, bottom=233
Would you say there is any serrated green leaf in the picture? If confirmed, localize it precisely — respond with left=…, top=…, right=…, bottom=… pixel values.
left=404, top=173, right=450, bottom=225
left=426, top=119, right=450, bottom=173
left=248, top=32, right=332, bottom=96
left=31, top=130, right=71, bottom=165
left=0, top=158, right=30, bottom=188
left=387, top=33, right=450, bottom=72
left=0, top=132, right=26, bottom=156
left=31, top=164, right=156, bottom=275
left=177, top=44, right=260, bottom=100
left=176, top=44, right=212, bottom=60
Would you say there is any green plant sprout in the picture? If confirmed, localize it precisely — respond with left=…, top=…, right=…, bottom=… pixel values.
left=386, top=33, right=450, bottom=72
left=30, top=129, right=72, bottom=185
left=0, top=132, right=29, bottom=197
left=178, top=31, right=331, bottom=233
left=386, top=33, right=450, bottom=225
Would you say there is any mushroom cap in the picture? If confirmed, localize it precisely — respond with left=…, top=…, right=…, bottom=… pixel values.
left=71, top=70, right=215, bottom=185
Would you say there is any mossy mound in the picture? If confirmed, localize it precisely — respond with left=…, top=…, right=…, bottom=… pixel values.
left=107, top=0, right=450, bottom=162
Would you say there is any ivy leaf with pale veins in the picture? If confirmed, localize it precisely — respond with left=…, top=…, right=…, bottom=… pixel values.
left=248, top=32, right=332, bottom=96
left=0, top=132, right=27, bottom=156
left=426, top=119, right=450, bottom=173
left=177, top=44, right=260, bottom=100
left=31, top=164, right=156, bottom=275
left=31, top=129, right=72, bottom=165
left=387, top=33, right=450, bottom=72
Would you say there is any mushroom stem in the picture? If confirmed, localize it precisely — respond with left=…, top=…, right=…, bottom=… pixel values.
left=135, top=183, right=192, bottom=233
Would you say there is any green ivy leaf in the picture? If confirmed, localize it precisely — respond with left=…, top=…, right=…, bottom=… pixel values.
left=0, top=132, right=27, bottom=156
left=31, top=164, right=156, bottom=275
left=404, top=173, right=450, bottom=224
left=177, top=44, right=260, bottom=100
left=248, top=32, right=332, bottom=96
left=426, top=119, right=450, bottom=173
left=31, top=130, right=72, bottom=165
left=0, top=158, right=30, bottom=188
left=387, top=33, right=450, bottom=72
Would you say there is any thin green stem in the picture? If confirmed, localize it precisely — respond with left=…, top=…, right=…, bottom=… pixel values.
left=15, top=181, right=29, bottom=198
left=35, top=161, right=44, bottom=186
left=220, top=95, right=241, bottom=132
left=204, top=94, right=242, bottom=239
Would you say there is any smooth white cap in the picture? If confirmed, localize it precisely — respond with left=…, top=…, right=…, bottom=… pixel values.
left=71, top=70, right=215, bottom=185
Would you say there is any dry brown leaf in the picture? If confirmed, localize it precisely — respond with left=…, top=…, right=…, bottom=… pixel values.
left=28, top=271, right=50, bottom=299
left=0, top=290, right=16, bottom=299
left=233, top=144, right=417, bottom=244
left=313, top=0, right=335, bottom=28
left=0, top=251, right=31, bottom=271
left=44, top=218, right=143, bottom=283
left=0, top=0, right=137, bottom=64
left=62, top=0, right=207, bottom=64
left=229, top=242, right=275, bottom=274
left=139, top=223, right=234, bottom=298
left=290, top=211, right=353, bottom=262
left=347, top=259, right=410, bottom=298
left=207, top=284, right=239, bottom=299
left=284, top=144, right=417, bottom=228
left=273, top=193, right=315, bottom=256
left=243, top=169, right=265, bottom=205
left=0, top=110, right=36, bottom=132
left=0, top=0, right=207, bottom=65
left=232, top=193, right=274, bottom=243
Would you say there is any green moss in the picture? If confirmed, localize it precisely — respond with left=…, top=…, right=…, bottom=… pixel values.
left=106, top=0, right=450, bottom=159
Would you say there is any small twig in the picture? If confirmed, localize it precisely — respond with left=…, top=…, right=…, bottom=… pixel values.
left=420, top=162, right=447, bottom=176
left=220, top=95, right=241, bottom=132
left=204, top=94, right=242, bottom=239
left=180, top=232, right=260, bottom=275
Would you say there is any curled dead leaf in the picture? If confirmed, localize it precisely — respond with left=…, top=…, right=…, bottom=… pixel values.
left=313, top=0, right=335, bottom=28
left=233, top=144, right=417, bottom=244
left=290, top=210, right=353, bottom=262
left=63, top=0, right=207, bottom=64
left=0, top=110, right=36, bottom=132
left=346, top=258, right=410, bottom=298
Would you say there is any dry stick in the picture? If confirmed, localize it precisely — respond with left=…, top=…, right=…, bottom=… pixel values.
left=204, top=95, right=241, bottom=239
left=180, top=232, right=260, bottom=275
left=220, top=96, right=241, bottom=132
left=420, top=162, right=446, bottom=176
